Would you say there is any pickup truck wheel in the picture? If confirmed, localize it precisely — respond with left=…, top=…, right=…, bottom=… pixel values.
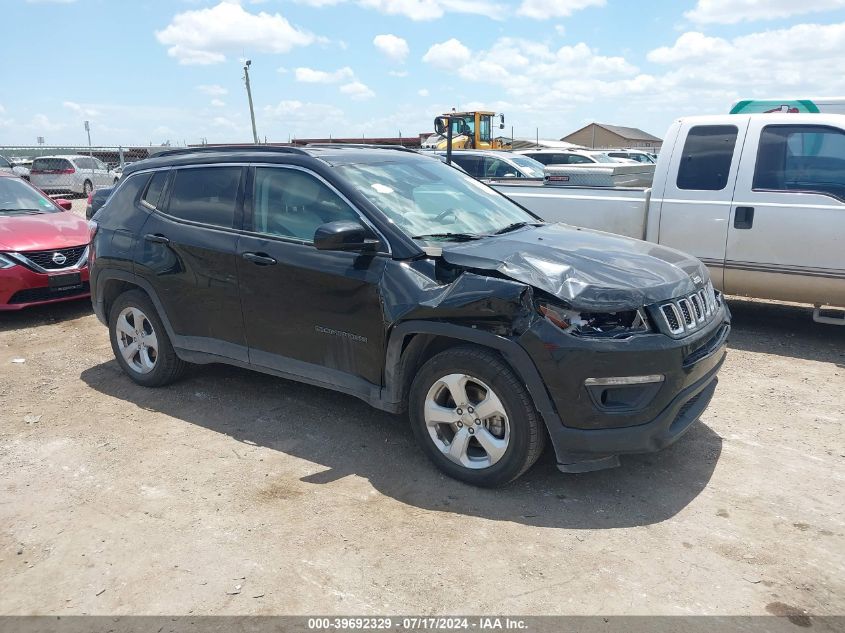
left=108, top=289, right=185, bottom=387
left=409, top=345, right=545, bottom=487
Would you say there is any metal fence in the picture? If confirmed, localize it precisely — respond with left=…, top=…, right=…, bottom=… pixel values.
left=0, top=145, right=158, bottom=197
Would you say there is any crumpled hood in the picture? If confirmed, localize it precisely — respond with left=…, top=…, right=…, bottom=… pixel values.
left=0, top=212, right=90, bottom=252
left=439, top=224, right=707, bottom=311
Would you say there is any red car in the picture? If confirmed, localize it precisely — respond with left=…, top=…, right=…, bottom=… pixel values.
left=0, top=173, right=90, bottom=310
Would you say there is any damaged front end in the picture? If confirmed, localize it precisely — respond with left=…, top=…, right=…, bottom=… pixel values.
left=380, top=226, right=729, bottom=474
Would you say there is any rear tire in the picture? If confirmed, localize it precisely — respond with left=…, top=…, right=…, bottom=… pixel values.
left=409, top=345, right=545, bottom=487
left=108, top=289, right=185, bottom=387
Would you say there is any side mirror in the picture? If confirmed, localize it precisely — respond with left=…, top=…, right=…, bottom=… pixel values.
left=55, top=198, right=72, bottom=211
left=314, top=221, right=379, bottom=252
left=434, top=117, right=448, bottom=135
left=499, top=114, right=505, bottom=129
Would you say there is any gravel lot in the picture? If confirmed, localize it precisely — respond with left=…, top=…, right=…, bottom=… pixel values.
left=0, top=198, right=842, bottom=616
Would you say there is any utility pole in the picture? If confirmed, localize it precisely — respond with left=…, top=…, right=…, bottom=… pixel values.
left=243, top=60, right=259, bottom=144
left=84, top=120, right=95, bottom=182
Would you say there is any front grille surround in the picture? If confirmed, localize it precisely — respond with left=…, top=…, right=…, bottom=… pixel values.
left=9, top=245, right=89, bottom=273
left=655, top=281, right=722, bottom=338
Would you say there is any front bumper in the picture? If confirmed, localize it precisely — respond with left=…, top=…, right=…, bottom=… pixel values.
left=520, top=303, right=730, bottom=470
left=0, top=264, right=90, bottom=310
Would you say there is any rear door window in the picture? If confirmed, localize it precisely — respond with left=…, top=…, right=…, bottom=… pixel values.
left=450, top=155, right=482, bottom=178
left=565, top=154, right=592, bottom=164
left=753, top=124, right=845, bottom=201
left=676, top=125, right=738, bottom=191
left=165, top=166, right=242, bottom=228
left=75, top=157, right=95, bottom=170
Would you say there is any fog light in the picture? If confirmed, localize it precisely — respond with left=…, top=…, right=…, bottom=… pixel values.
left=584, top=375, right=665, bottom=386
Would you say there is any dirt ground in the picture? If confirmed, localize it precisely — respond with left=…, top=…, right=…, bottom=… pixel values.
left=0, top=200, right=843, bottom=616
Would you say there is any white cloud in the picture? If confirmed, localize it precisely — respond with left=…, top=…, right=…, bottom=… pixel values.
left=197, top=84, right=228, bottom=96
left=422, top=38, right=472, bottom=68
left=418, top=89, right=430, bottom=97
left=359, top=0, right=504, bottom=21
left=294, top=66, right=355, bottom=83
left=63, top=101, right=100, bottom=118
left=263, top=100, right=346, bottom=135
left=686, top=0, right=845, bottom=24
left=211, top=99, right=226, bottom=107
left=646, top=22, right=845, bottom=97
left=156, top=1, right=317, bottom=65
left=389, top=70, right=409, bottom=77
left=28, top=114, right=65, bottom=132
left=373, top=34, right=409, bottom=62
left=518, top=0, right=605, bottom=19
left=340, top=81, right=376, bottom=100
left=647, top=32, right=732, bottom=64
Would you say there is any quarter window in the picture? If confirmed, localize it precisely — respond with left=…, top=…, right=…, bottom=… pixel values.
left=252, top=168, right=360, bottom=242
left=753, top=125, right=845, bottom=201
left=142, top=171, right=168, bottom=209
left=676, top=125, right=738, bottom=191
left=166, top=167, right=242, bottom=228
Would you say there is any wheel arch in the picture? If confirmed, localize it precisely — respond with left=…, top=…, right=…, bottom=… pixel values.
left=95, top=270, right=178, bottom=342
left=383, top=321, right=562, bottom=429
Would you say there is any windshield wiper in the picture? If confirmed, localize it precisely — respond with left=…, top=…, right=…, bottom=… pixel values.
left=492, top=221, right=538, bottom=235
left=412, top=233, right=481, bottom=241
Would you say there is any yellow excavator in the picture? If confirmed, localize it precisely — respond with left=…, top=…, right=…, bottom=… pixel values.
left=422, top=111, right=508, bottom=151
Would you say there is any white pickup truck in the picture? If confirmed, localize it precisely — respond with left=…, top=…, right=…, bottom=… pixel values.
left=491, top=113, right=845, bottom=323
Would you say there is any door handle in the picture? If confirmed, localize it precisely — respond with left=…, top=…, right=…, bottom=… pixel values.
left=242, top=252, right=277, bottom=266
left=734, top=206, right=755, bottom=229
left=144, top=233, right=170, bottom=244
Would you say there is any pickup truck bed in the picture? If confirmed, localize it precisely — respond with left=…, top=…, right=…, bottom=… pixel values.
left=490, top=113, right=845, bottom=316
left=491, top=182, right=651, bottom=240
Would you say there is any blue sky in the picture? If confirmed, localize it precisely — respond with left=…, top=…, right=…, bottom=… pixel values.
left=2, top=0, right=845, bottom=146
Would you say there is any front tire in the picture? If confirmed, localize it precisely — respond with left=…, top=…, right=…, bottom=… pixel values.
left=409, top=345, right=545, bottom=487
left=108, top=289, right=185, bottom=387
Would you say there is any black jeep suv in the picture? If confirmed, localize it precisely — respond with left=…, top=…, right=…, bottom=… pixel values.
left=89, top=145, right=730, bottom=487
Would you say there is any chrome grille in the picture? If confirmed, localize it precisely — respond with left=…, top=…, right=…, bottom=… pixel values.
left=10, top=245, right=88, bottom=272
left=656, top=281, right=721, bottom=337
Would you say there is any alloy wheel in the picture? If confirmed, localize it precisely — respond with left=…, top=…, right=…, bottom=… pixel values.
left=115, top=307, right=159, bottom=374
left=423, top=373, right=510, bottom=469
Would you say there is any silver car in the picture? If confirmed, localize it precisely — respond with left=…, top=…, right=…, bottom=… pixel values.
left=30, top=155, right=116, bottom=196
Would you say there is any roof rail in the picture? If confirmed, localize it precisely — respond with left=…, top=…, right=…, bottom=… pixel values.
left=305, top=143, right=418, bottom=153
left=153, top=145, right=311, bottom=158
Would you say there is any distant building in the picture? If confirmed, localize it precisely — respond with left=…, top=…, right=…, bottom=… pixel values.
left=561, top=123, right=662, bottom=150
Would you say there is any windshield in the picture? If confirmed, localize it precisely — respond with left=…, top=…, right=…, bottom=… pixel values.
left=0, top=177, right=60, bottom=215
left=509, top=156, right=546, bottom=178
left=337, top=159, right=537, bottom=239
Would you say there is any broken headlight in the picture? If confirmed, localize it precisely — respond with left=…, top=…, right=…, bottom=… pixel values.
left=537, top=301, right=653, bottom=339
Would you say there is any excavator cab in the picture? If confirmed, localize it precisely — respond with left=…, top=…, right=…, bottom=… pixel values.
left=426, top=111, right=507, bottom=151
